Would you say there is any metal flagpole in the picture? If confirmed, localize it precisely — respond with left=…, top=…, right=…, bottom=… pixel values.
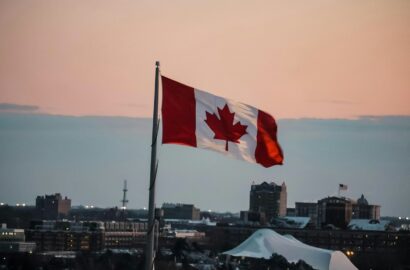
left=145, top=61, right=160, bottom=270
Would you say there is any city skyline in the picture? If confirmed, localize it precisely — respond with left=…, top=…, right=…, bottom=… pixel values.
left=0, top=0, right=409, bottom=217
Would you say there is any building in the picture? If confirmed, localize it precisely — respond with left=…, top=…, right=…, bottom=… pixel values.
left=172, top=229, right=205, bottom=239
left=0, top=204, right=37, bottom=229
left=26, top=220, right=151, bottom=251
left=240, top=210, right=267, bottom=224
left=315, top=194, right=381, bottom=229
left=286, top=208, right=296, bottom=217
left=295, top=202, right=318, bottom=228
left=0, top=224, right=36, bottom=253
left=162, top=203, right=200, bottom=220
left=103, top=221, right=147, bottom=248
left=36, top=193, right=71, bottom=220
left=26, top=220, right=104, bottom=252
left=348, top=219, right=393, bottom=231
left=317, top=197, right=353, bottom=229
left=352, top=194, right=380, bottom=220
left=68, top=206, right=131, bottom=221
left=207, top=225, right=410, bottom=270
left=249, top=181, right=287, bottom=221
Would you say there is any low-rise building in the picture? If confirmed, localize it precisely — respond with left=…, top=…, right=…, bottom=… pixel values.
left=0, top=224, right=36, bottom=253
left=162, top=203, right=200, bottom=220
left=286, top=208, right=296, bottom=217
left=103, top=221, right=147, bottom=248
left=295, top=202, right=318, bottom=228
left=240, top=210, right=267, bottom=225
left=26, top=220, right=104, bottom=252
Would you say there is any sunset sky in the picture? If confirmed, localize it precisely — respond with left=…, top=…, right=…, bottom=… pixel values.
left=1, top=0, right=409, bottom=119
left=0, top=1, right=409, bottom=216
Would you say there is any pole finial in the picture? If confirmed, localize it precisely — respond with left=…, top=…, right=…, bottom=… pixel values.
left=155, top=61, right=160, bottom=67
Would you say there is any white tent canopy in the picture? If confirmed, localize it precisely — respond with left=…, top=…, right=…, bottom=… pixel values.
left=223, top=229, right=357, bottom=270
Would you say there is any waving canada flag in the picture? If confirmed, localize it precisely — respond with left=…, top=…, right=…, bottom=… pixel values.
left=161, top=76, right=283, bottom=168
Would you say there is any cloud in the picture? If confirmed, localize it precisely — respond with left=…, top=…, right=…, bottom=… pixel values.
left=0, top=103, right=40, bottom=113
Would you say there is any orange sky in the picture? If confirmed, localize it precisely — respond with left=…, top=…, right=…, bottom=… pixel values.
left=0, top=0, right=409, bottom=119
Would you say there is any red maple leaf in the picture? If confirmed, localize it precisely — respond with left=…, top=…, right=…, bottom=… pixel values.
left=204, top=104, right=248, bottom=151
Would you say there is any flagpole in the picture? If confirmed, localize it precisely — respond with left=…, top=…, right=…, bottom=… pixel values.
left=145, top=61, right=160, bottom=270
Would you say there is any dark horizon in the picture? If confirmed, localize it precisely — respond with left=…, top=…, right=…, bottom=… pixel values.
left=1, top=112, right=409, bottom=217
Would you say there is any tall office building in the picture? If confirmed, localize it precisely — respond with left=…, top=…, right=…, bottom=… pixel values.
left=249, top=181, right=287, bottom=221
left=36, top=193, right=71, bottom=220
